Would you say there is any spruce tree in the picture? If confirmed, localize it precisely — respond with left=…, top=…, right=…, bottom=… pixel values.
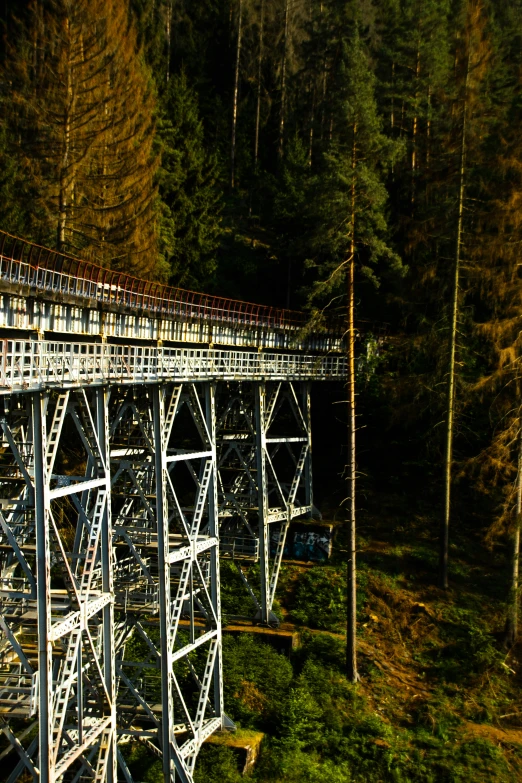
left=438, top=0, right=492, bottom=588
left=469, top=63, right=522, bottom=644
left=158, top=72, right=223, bottom=289
left=270, top=135, right=315, bottom=308
left=373, top=0, right=452, bottom=209
left=307, top=23, right=403, bottom=682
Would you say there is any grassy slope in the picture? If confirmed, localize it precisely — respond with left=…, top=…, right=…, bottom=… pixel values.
left=193, top=489, right=522, bottom=783
left=122, top=470, right=522, bottom=782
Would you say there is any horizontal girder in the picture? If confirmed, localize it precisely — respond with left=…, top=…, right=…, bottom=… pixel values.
left=0, top=340, right=347, bottom=394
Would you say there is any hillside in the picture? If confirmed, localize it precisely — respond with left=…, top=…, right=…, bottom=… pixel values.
left=194, top=489, right=522, bottom=782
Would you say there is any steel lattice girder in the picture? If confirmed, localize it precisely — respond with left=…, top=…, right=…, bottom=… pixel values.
left=0, top=382, right=226, bottom=783
left=216, top=381, right=313, bottom=624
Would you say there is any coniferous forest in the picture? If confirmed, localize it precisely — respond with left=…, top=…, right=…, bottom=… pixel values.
left=5, top=0, right=522, bottom=780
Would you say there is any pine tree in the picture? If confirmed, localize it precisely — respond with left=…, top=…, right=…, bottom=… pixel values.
left=438, top=0, right=492, bottom=588
left=307, top=23, right=404, bottom=682
left=469, top=64, right=522, bottom=644
left=271, top=135, right=314, bottom=307
left=158, top=71, right=223, bottom=289
left=131, top=0, right=173, bottom=82
left=0, top=122, right=41, bottom=238
left=82, top=0, right=159, bottom=276
left=373, top=0, right=452, bottom=209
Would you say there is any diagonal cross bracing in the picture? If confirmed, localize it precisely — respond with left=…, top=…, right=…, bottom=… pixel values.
left=216, top=382, right=315, bottom=624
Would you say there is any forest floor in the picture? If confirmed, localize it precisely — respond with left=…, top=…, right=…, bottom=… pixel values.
left=201, top=488, right=522, bottom=782
left=126, top=487, right=522, bottom=782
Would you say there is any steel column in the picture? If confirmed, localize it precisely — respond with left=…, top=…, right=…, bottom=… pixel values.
left=255, top=384, right=271, bottom=624
left=153, top=384, right=176, bottom=781
left=96, top=387, right=117, bottom=783
left=33, top=393, right=52, bottom=783
left=205, top=384, right=225, bottom=727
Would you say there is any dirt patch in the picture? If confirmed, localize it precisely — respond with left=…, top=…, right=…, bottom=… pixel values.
left=358, top=638, right=431, bottom=698
left=463, top=721, right=522, bottom=747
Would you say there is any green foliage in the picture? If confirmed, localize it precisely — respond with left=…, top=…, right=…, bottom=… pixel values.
left=257, top=746, right=353, bottom=783
left=0, top=124, right=39, bottom=238
left=220, top=559, right=260, bottom=620
left=194, top=744, right=243, bottom=783
left=306, top=23, right=405, bottom=317
left=0, top=0, right=160, bottom=275
left=289, top=566, right=347, bottom=632
left=158, top=71, right=223, bottom=289
left=121, top=742, right=163, bottom=783
left=222, top=634, right=293, bottom=728
left=422, top=608, right=504, bottom=682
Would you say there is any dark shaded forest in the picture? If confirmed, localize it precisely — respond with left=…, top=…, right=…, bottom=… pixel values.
left=2, top=0, right=522, bottom=780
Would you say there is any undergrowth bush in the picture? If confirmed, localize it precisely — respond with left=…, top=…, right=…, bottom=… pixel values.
left=222, top=634, right=293, bottom=728
left=290, top=566, right=347, bottom=631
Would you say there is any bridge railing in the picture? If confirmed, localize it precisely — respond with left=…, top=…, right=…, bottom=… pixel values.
left=0, top=231, right=343, bottom=335
left=0, top=340, right=347, bottom=391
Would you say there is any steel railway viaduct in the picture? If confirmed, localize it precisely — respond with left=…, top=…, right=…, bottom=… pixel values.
left=0, top=232, right=347, bottom=783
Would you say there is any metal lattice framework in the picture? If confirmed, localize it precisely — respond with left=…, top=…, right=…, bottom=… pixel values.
left=217, top=382, right=313, bottom=624
left=0, top=384, right=228, bottom=782
left=0, top=372, right=334, bottom=782
left=0, top=372, right=332, bottom=782
left=0, top=232, right=347, bottom=783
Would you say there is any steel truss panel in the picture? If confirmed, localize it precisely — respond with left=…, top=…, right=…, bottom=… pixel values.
left=0, top=340, right=346, bottom=393
left=0, top=381, right=226, bottom=783
left=217, top=381, right=314, bottom=624
left=0, top=389, right=116, bottom=783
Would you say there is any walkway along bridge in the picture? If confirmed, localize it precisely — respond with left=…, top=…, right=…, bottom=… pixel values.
left=0, top=232, right=347, bottom=783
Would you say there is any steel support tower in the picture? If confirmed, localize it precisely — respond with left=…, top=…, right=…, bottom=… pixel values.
left=217, top=381, right=314, bottom=624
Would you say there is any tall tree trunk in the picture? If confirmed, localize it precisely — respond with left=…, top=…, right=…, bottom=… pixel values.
left=347, top=124, right=358, bottom=683
left=231, top=0, right=243, bottom=188
left=308, top=89, right=315, bottom=166
left=166, top=0, right=172, bottom=82
left=390, top=61, right=395, bottom=132
left=440, top=54, right=469, bottom=590
left=505, top=420, right=522, bottom=647
left=307, top=0, right=315, bottom=166
left=390, top=61, right=395, bottom=175
left=411, top=45, right=420, bottom=206
left=320, top=52, right=327, bottom=142
left=426, top=81, right=432, bottom=170
left=58, top=17, right=73, bottom=251
left=278, top=0, right=289, bottom=159
left=254, top=0, right=264, bottom=168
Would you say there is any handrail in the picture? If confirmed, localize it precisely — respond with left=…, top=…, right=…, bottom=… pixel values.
left=0, top=231, right=342, bottom=334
